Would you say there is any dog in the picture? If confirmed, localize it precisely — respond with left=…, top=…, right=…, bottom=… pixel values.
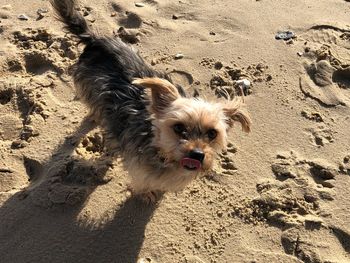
left=51, top=0, right=251, bottom=201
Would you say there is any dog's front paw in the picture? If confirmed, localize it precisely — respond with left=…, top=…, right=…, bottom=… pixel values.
left=137, top=191, right=163, bottom=205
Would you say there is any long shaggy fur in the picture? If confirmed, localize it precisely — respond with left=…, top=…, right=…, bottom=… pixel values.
left=51, top=0, right=188, bottom=188
left=51, top=0, right=92, bottom=43
left=51, top=0, right=251, bottom=195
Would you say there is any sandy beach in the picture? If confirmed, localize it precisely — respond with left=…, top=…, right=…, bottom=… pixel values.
left=0, top=0, right=350, bottom=262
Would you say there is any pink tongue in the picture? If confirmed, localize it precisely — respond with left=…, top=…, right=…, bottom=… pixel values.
left=180, top=158, right=201, bottom=170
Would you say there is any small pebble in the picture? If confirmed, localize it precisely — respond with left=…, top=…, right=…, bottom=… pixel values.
left=236, top=79, right=250, bottom=89
left=344, top=155, right=350, bottom=163
left=135, top=2, right=145, bottom=7
left=37, top=8, right=48, bottom=19
left=297, top=51, right=303, bottom=56
left=214, top=61, right=223, bottom=70
left=111, top=12, right=117, bottom=17
left=275, top=30, right=295, bottom=40
left=174, top=53, right=184, bottom=59
left=18, top=14, right=29, bottom=20
left=209, top=31, right=216, bottom=35
left=37, top=8, right=48, bottom=15
left=172, top=14, right=179, bottom=19
left=11, top=140, right=27, bottom=149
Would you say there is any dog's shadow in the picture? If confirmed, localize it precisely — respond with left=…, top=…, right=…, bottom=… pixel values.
left=0, top=118, right=157, bottom=263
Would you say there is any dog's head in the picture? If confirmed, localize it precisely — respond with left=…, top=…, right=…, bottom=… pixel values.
left=133, top=77, right=251, bottom=172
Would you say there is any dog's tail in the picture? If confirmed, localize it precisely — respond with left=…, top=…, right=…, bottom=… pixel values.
left=50, top=0, right=94, bottom=43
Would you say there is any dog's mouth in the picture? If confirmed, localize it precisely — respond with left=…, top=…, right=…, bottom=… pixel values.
left=180, top=158, right=201, bottom=171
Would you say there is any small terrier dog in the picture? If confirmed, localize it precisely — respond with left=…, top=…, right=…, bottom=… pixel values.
left=51, top=0, right=251, bottom=200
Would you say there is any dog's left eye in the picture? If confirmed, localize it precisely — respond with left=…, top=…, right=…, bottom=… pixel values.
left=173, top=123, right=187, bottom=138
left=207, top=129, right=217, bottom=140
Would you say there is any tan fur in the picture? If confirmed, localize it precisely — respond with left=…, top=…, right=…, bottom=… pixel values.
left=52, top=0, right=251, bottom=202
left=223, top=99, right=252, bottom=132
left=128, top=163, right=199, bottom=193
left=132, top=78, right=180, bottom=115
left=128, top=78, right=252, bottom=195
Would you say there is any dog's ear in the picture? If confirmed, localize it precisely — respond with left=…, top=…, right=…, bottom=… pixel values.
left=223, top=99, right=251, bottom=133
left=132, top=78, right=180, bottom=113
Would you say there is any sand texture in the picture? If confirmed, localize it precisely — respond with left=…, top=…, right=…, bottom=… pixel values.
left=1, top=0, right=350, bottom=262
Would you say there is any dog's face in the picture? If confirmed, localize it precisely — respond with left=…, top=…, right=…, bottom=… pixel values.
left=133, top=78, right=251, bottom=172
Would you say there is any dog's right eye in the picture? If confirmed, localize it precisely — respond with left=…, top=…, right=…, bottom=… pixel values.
left=173, top=123, right=187, bottom=138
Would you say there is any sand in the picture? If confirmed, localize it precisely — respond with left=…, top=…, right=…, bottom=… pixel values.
left=0, top=0, right=350, bottom=262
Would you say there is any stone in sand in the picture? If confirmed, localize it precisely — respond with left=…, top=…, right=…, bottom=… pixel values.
left=174, top=53, right=184, bottom=59
left=18, top=14, right=29, bottom=20
left=236, top=79, right=250, bottom=89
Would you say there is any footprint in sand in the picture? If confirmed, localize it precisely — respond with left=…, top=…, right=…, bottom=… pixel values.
left=216, top=142, right=239, bottom=176
left=0, top=114, right=23, bottom=141
left=299, top=24, right=350, bottom=107
left=0, top=83, right=14, bottom=105
left=119, top=12, right=143, bottom=29
left=233, top=151, right=337, bottom=227
left=307, top=158, right=338, bottom=189
left=300, top=60, right=349, bottom=106
left=305, top=125, right=334, bottom=147
left=281, top=225, right=350, bottom=263
left=24, top=51, right=60, bottom=75
left=6, top=56, right=23, bottom=72
left=75, top=131, right=105, bottom=158
left=9, top=29, right=78, bottom=76
left=167, top=70, right=194, bottom=89
left=110, top=2, right=143, bottom=29
left=110, top=2, right=157, bottom=44
left=301, top=109, right=324, bottom=122
left=0, top=79, right=40, bottom=142
left=272, top=151, right=338, bottom=192
left=233, top=151, right=349, bottom=262
left=27, top=156, right=112, bottom=208
left=0, top=155, right=30, bottom=193
left=333, top=66, right=350, bottom=89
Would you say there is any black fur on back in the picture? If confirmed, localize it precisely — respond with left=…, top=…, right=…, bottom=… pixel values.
left=51, top=0, right=92, bottom=43
left=74, top=36, right=164, bottom=159
left=51, top=0, right=186, bottom=168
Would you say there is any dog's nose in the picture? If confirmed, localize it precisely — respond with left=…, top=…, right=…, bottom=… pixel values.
left=188, top=148, right=205, bottom=162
